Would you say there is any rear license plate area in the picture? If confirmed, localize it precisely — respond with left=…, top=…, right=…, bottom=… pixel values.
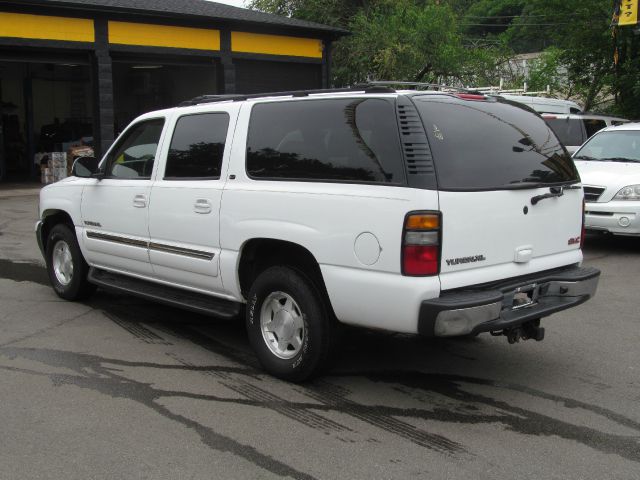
left=510, top=283, right=539, bottom=310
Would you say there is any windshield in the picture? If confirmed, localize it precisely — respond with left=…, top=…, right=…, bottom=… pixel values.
left=412, top=95, right=579, bottom=191
left=573, top=130, right=640, bottom=163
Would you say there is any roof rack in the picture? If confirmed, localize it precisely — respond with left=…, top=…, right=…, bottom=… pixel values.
left=364, top=80, right=480, bottom=94
left=178, top=85, right=397, bottom=107
left=177, top=81, right=471, bottom=107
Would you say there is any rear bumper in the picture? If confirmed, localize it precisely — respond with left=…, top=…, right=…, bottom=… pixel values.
left=419, top=265, right=600, bottom=337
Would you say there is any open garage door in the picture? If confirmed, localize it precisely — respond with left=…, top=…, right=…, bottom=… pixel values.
left=112, top=55, right=220, bottom=135
left=235, top=59, right=322, bottom=94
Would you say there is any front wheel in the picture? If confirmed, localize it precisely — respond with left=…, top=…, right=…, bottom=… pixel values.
left=45, top=224, right=96, bottom=300
left=246, top=266, right=337, bottom=382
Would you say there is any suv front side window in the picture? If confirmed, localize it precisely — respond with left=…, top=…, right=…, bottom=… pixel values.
left=103, top=118, right=165, bottom=179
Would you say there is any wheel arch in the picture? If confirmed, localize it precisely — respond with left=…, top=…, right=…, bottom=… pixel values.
left=41, top=209, right=76, bottom=253
left=237, top=238, right=336, bottom=316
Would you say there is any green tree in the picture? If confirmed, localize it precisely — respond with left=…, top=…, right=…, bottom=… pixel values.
left=249, top=0, right=508, bottom=86
left=503, top=0, right=616, bottom=111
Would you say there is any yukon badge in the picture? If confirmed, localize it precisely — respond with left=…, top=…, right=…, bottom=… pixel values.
left=568, top=236, right=581, bottom=245
left=446, top=254, right=486, bottom=266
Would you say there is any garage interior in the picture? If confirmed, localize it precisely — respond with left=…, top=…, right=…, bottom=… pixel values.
left=0, top=0, right=345, bottom=182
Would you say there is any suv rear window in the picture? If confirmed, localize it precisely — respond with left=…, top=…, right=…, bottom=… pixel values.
left=413, top=96, right=579, bottom=191
left=543, top=118, right=585, bottom=146
left=246, top=98, right=405, bottom=185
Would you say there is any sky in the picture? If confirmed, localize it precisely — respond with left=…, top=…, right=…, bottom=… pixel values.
left=207, top=0, right=248, bottom=8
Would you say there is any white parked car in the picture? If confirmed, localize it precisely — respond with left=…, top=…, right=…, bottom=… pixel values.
left=499, top=94, right=582, bottom=115
left=37, top=86, right=600, bottom=381
left=573, top=122, right=640, bottom=236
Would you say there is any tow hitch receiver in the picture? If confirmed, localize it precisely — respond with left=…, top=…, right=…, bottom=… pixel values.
left=491, top=319, right=545, bottom=344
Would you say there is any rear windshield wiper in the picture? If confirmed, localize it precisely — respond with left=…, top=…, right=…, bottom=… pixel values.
left=530, top=185, right=579, bottom=205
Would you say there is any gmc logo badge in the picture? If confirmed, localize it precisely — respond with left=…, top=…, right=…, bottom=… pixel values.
left=568, top=236, right=581, bottom=245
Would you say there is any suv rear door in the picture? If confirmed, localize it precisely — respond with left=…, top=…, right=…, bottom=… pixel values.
left=147, top=107, right=237, bottom=293
left=412, top=95, right=583, bottom=290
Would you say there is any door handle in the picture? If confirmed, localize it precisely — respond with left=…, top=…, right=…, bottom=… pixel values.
left=133, top=194, right=147, bottom=208
left=194, top=198, right=212, bottom=214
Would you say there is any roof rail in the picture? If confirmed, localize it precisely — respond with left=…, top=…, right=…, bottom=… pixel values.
left=364, top=80, right=479, bottom=93
left=178, top=85, right=396, bottom=107
left=177, top=81, right=479, bottom=107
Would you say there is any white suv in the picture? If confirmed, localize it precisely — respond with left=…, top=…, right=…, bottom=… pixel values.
left=573, top=122, right=640, bottom=236
left=36, top=86, right=600, bottom=381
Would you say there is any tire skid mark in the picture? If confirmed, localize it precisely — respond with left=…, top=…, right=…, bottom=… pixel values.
left=301, top=381, right=466, bottom=455
left=0, top=346, right=318, bottom=480
left=224, top=381, right=351, bottom=435
left=167, top=353, right=351, bottom=435
left=105, top=312, right=172, bottom=345
left=360, top=372, right=640, bottom=463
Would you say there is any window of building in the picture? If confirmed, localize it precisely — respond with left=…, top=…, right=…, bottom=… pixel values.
left=246, top=98, right=405, bottom=185
left=164, top=113, right=229, bottom=179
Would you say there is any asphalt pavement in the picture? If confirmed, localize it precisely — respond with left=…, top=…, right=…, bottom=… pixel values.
left=0, top=191, right=639, bottom=480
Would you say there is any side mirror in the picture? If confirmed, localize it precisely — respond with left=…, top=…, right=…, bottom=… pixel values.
left=72, top=156, right=100, bottom=178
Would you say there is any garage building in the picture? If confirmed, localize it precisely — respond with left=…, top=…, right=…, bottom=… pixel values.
left=0, top=0, right=346, bottom=182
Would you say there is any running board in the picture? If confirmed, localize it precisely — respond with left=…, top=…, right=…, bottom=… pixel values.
left=88, top=268, right=242, bottom=319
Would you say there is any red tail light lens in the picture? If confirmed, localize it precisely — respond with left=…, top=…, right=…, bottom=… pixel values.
left=403, top=245, right=439, bottom=275
left=402, top=212, right=441, bottom=276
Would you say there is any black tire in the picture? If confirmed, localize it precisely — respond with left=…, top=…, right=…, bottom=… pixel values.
left=45, top=224, right=96, bottom=301
left=246, top=265, right=337, bottom=382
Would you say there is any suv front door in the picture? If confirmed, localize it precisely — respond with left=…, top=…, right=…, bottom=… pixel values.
left=81, top=118, right=166, bottom=276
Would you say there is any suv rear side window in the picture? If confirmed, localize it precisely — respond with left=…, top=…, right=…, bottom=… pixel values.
left=544, top=118, right=585, bottom=146
left=413, top=96, right=578, bottom=191
left=246, top=98, right=405, bottom=185
left=165, top=113, right=229, bottom=179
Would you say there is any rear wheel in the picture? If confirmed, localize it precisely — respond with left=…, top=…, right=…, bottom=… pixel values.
left=246, top=265, right=337, bottom=382
left=45, top=224, right=96, bottom=300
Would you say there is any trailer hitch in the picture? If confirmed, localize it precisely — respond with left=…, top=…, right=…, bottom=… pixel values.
left=491, top=319, right=545, bottom=344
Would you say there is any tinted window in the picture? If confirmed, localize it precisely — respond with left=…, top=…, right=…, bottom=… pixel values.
left=413, top=96, right=578, bottom=191
left=544, top=118, right=585, bottom=146
left=105, top=119, right=164, bottom=179
left=165, top=113, right=230, bottom=179
left=574, top=131, right=640, bottom=162
left=246, top=99, right=405, bottom=184
left=584, top=119, right=607, bottom=138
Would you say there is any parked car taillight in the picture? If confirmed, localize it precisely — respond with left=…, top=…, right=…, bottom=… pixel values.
left=402, top=212, right=441, bottom=276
